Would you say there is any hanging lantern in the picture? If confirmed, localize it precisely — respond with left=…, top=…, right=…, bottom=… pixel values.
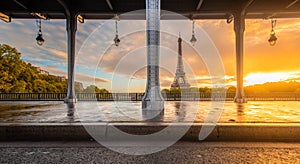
left=190, top=34, right=197, bottom=46
left=268, top=19, right=277, bottom=46
left=190, top=20, right=197, bottom=46
left=114, top=17, right=120, bottom=46
left=114, top=34, right=120, bottom=46
left=36, top=19, right=45, bottom=46
left=268, top=30, right=277, bottom=46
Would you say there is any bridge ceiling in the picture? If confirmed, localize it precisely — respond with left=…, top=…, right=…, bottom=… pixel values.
left=1, top=0, right=300, bottom=20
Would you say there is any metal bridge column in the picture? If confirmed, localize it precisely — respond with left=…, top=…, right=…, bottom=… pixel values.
left=233, top=12, right=247, bottom=103
left=64, top=13, right=78, bottom=108
left=142, top=0, right=164, bottom=111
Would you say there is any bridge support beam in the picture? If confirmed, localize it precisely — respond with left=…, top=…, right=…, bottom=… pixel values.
left=64, top=13, right=78, bottom=108
left=233, top=12, right=247, bottom=103
left=142, top=0, right=164, bottom=112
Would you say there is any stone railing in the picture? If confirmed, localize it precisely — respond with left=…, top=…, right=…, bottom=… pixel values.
left=0, top=92, right=299, bottom=101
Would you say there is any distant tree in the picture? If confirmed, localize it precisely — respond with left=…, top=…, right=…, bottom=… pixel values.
left=199, top=87, right=211, bottom=93
left=227, top=86, right=236, bottom=93
left=33, top=79, right=47, bottom=92
left=0, top=71, right=13, bottom=92
left=11, top=80, right=27, bottom=92
left=161, top=89, right=170, bottom=93
left=170, top=88, right=181, bottom=93
left=46, top=83, right=58, bottom=92
left=55, top=81, right=67, bottom=93
left=0, top=44, right=68, bottom=93
left=0, top=44, right=23, bottom=92
left=83, top=85, right=110, bottom=93
left=83, top=85, right=98, bottom=93
left=98, top=88, right=109, bottom=93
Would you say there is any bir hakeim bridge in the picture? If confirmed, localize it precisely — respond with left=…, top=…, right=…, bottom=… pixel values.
left=1, top=1, right=300, bottom=157
left=1, top=0, right=300, bottom=110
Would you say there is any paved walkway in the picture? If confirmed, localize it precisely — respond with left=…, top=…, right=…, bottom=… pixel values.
left=0, top=141, right=300, bottom=164
left=0, top=141, right=299, bottom=163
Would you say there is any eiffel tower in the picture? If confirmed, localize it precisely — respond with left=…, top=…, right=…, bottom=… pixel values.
left=170, top=34, right=190, bottom=90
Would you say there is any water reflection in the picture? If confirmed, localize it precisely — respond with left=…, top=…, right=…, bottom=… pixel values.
left=67, top=107, right=75, bottom=122
left=236, top=103, right=245, bottom=112
left=174, top=102, right=187, bottom=122
left=0, top=101, right=299, bottom=123
left=236, top=103, right=245, bottom=122
left=142, top=109, right=164, bottom=121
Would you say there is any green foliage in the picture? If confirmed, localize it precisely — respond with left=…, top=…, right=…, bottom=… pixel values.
left=161, top=89, right=170, bottom=93
left=0, top=44, right=67, bottom=93
left=227, top=86, right=236, bottom=93
left=170, top=88, right=181, bottom=93
left=199, top=87, right=211, bottom=93
left=83, top=85, right=110, bottom=93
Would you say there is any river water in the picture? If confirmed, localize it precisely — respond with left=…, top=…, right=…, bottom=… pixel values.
left=0, top=101, right=299, bottom=123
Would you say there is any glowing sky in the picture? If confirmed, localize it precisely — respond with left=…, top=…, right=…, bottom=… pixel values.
left=0, top=17, right=300, bottom=92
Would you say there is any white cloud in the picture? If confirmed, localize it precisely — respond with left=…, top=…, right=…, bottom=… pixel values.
left=45, top=66, right=110, bottom=84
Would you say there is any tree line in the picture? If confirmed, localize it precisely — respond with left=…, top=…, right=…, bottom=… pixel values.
left=0, top=44, right=109, bottom=93
left=162, top=81, right=300, bottom=94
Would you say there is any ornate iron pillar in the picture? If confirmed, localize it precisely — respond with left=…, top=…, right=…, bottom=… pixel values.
left=64, top=13, right=78, bottom=108
left=142, top=0, right=164, bottom=111
left=233, top=12, right=247, bottom=103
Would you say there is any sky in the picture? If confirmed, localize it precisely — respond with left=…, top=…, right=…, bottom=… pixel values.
left=1, top=16, right=300, bottom=92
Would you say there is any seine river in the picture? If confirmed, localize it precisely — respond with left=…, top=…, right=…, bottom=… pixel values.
left=0, top=101, right=299, bottom=123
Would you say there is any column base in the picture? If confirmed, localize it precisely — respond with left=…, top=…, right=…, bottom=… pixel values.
left=234, top=97, right=247, bottom=103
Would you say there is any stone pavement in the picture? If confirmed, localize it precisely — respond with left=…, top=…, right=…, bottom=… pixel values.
left=0, top=141, right=299, bottom=163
